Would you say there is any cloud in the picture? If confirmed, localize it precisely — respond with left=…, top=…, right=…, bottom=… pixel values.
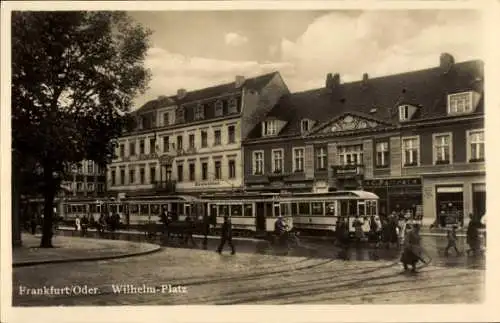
left=224, top=32, right=248, bottom=46
left=279, top=10, right=483, bottom=89
left=133, top=47, right=294, bottom=108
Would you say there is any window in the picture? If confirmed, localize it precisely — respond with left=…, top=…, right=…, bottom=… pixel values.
left=311, top=202, right=324, bottom=215
left=468, top=129, right=485, bottom=162
left=150, top=138, right=156, bottom=154
left=244, top=204, right=253, bottom=217
left=139, top=139, right=145, bottom=154
left=376, top=142, right=389, bottom=167
left=272, top=149, right=283, bottom=173
left=298, top=202, right=310, bottom=215
left=399, top=105, right=409, bottom=121
left=120, top=169, right=125, bottom=185
left=129, top=169, right=135, bottom=184
left=316, top=147, right=327, bottom=170
left=338, top=145, right=363, bottom=165
left=228, top=125, right=235, bottom=144
left=194, top=104, right=205, bottom=120
left=129, top=142, right=136, bottom=156
left=214, top=129, right=221, bottom=146
left=119, top=144, right=125, bottom=157
left=293, top=147, right=305, bottom=172
left=163, top=112, right=170, bottom=126
left=214, top=160, right=221, bottom=180
left=301, top=119, right=310, bottom=133
left=77, top=163, right=83, bottom=174
left=87, top=161, right=94, bottom=174
left=139, top=168, right=145, bottom=184
left=228, top=98, right=238, bottom=114
left=111, top=169, right=116, bottom=186
left=433, top=133, right=452, bottom=164
left=189, top=163, right=195, bottom=181
left=402, top=136, right=419, bottom=166
left=150, top=166, right=156, bottom=183
left=176, top=135, right=183, bottom=151
left=448, top=92, right=473, bottom=114
left=189, top=134, right=195, bottom=149
left=215, top=100, right=223, bottom=117
left=77, top=182, right=83, bottom=192
left=262, top=120, right=277, bottom=136
left=98, top=184, right=104, bottom=193
left=253, top=151, right=264, bottom=175
left=177, top=164, right=184, bottom=182
left=175, top=107, right=185, bottom=123
left=228, top=159, right=236, bottom=179
left=201, top=131, right=208, bottom=148
left=163, top=136, right=170, bottom=152
left=201, top=162, right=208, bottom=180
left=326, top=202, right=336, bottom=215
left=231, top=205, right=242, bottom=216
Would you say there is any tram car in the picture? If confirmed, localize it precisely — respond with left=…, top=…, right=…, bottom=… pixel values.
left=278, top=190, right=379, bottom=236
left=201, top=192, right=293, bottom=237
left=201, top=190, right=379, bottom=237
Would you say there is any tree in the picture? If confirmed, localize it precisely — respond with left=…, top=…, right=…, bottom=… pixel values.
left=12, top=11, right=151, bottom=247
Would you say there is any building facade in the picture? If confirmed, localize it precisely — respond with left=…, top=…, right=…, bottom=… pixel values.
left=243, top=54, right=485, bottom=227
left=61, top=160, right=107, bottom=197
left=107, top=72, right=289, bottom=198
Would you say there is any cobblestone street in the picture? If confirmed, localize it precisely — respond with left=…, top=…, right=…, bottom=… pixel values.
left=13, top=246, right=484, bottom=306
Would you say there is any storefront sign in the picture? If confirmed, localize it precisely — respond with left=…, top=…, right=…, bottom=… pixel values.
left=332, top=165, right=363, bottom=177
left=363, top=178, right=421, bottom=187
left=195, top=181, right=221, bottom=186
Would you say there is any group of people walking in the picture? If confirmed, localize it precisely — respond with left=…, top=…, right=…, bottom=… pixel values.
left=74, top=212, right=121, bottom=237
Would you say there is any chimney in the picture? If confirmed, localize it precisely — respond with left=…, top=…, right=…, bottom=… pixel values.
left=177, top=88, right=187, bottom=100
left=440, top=53, right=455, bottom=74
left=326, top=73, right=340, bottom=90
left=235, top=75, right=245, bottom=88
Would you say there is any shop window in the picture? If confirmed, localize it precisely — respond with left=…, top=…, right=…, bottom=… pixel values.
left=436, top=186, right=464, bottom=227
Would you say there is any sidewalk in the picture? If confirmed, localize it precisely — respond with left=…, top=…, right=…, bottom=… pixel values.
left=13, top=234, right=161, bottom=267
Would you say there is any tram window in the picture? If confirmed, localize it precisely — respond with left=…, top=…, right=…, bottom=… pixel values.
left=298, top=202, right=310, bottom=215
left=280, top=203, right=289, bottom=216
left=89, top=204, right=96, bottom=213
left=130, top=204, right=138, bottom=214
left=231, top=205, right=242, bottom=216
left=348, top=200, right=357, bottom=216
left=311, top=202, right=324, bottom=215
left=291, top=203, right=298, bottom=216
left=369, top=201, right=377, bottom=215
left=96, top=205, right=101, bottom=214
left=358, top=202, right=366, bottom=216
left=244, top=204, right=253, bottom=217
left=210, top=205, right=218, bottom=217
left=118, top=205, right=124, bottom=213
left=139, top=204, right=148, bottom=215
left=326, top=202, right=336, bottom=216
left=219, top=205, right=229, bottom=217
left=111, top=205, right=118, bottom=213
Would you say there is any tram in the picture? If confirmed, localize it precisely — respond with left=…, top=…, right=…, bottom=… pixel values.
left=201, top=192, right=293, bottom=237
left=278, top=190, right=379, bottom=235
left=201, top=190, right=379, bottom=237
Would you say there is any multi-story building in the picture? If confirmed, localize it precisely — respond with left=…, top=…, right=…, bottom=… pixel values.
left=243, top=53, right=485, bottom=228
left=107, top=72, right=289, bottom=198
left=61, top=160, right=107, bottom=197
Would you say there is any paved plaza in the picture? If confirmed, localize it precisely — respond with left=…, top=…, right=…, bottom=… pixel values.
left=13, top=237, right=484, bottom=306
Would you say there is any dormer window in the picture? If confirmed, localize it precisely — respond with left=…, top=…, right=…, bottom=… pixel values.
left=301, top=119, right=311, bottom=133
left=399, top=105, right=410, bottom=121
left=262, top=120, right=277, bottom=136
left=228, top=98, right=238, bottom=114
left=194, top=104, right=205, bottom=120
left=175, top=106, right=185, bottom=124
left=448, top=91, right=473, bottom=114
left=215, top=100, right=223, bottom=117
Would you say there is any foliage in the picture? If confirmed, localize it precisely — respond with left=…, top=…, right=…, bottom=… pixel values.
left=12, top=11, right=151, bottom=247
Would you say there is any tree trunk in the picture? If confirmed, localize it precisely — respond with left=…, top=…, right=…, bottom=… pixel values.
left=11, top=155, right=23, bottom=247
left=40, top=164, right=56, bottom=248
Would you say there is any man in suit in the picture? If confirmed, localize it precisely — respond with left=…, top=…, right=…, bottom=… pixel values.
left=217, top=215, right=235, bottom=255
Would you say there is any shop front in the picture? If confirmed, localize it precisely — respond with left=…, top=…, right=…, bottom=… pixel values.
left=363, top=178, right=422, bottom=218
left=422, top=173, right=486, bottom=228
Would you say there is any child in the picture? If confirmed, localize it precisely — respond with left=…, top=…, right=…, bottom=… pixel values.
left=445, top=225, right=460, bottom=256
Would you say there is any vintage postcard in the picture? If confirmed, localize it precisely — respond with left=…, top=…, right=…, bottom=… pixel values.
left=1, top=1, right=499, bottom=323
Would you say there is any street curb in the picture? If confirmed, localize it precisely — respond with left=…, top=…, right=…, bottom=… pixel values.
left=13, top=243, right=162, bottom=268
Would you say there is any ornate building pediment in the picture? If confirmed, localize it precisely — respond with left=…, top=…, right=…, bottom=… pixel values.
left=318, top=113, right=388, bottom=133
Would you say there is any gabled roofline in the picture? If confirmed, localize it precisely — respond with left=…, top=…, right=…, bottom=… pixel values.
left=308, top=110, right=396, bottom=135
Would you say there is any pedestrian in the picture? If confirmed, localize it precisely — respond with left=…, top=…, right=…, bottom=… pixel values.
left=445, top=225, right=461, bottom=256
left=217, top=214, right=235, bottom=255
left=75, top=215, right=81, bottom=233
left=202, top=212, right=210, bottom=249
left=30, top=212, right=38, bottom=235
left=353, top=216, right=365, bottom=245
left=466, top=214, right=481, bottom=256
left=400, top=224, right=424, bottom=272
left=183, top=213, right=197, bottom=247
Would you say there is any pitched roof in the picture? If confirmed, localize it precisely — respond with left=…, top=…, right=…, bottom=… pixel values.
left=135, top=72, right=279, bottom=114
left=248, top=58, right=484, bottom=138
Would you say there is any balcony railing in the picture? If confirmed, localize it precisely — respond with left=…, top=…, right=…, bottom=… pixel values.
left=332, top=165, right=364, bottom=178
left=153, top=180, right=177, bottom=193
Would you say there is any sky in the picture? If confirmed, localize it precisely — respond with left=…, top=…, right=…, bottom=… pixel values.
left=128, top=9, right=484, bottom=109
